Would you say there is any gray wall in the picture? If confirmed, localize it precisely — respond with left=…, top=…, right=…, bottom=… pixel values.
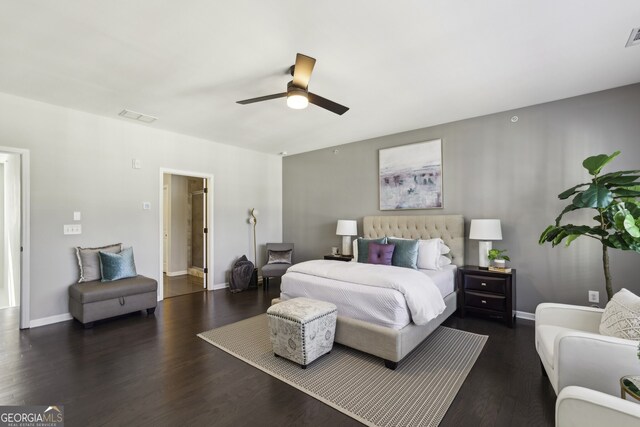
left=0, top=91, right=282, bottom=323
left=283, top=84, right=640, bottom=314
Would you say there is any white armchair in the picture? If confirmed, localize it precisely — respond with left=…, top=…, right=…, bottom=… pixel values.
left=556, top=386, right=640, bottom=426
left=535, top=302, right=639, bottom=396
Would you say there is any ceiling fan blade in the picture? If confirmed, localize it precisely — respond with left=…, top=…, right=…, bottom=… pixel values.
left=236, top=92, right=287, bottom=105
left=292, top=53, right=316, bottom=89
left=308, top=93, right=349, bottom=115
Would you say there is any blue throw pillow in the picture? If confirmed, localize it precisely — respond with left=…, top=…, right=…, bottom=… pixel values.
left=99, top=247, right=137, bottom=282
left=357, top=237, right=387, bottom=263
left=387, top=238, right=419, bottom=269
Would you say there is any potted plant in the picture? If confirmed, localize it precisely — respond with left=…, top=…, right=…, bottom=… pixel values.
left=487, top=249, right=510, bottom=268
left=539, top=151, right=640, bottom=301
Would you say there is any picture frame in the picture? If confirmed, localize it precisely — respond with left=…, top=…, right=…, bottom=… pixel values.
left=379, top=139, right=443, bottom=210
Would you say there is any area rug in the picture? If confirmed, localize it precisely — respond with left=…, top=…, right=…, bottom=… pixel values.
left=198, top=314, right=487, bottom=427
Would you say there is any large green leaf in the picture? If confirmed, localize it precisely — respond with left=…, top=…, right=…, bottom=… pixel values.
left=614, top=210, right=627, bottom=230
left=558, top=183, right=589, bottom=200
left=601, top=175, right=640, bottom=186
left=565, top=234, right=580, bottom=246
left=624, top=214, right=640, bottom=238
left=572, top=183, right=613, bottom=208
left=613, top=189, right=640, bottom=198
left=606, top=234, right=640, bottom=252
left=539, top=225, right=560, bottom=244
left=540, top=224, right=607, bottom=247
left=555, top=204, right=580, bottom=225
left=599, top=170, right=640, bottom=180
left=582, top=151, right=620, bottom=175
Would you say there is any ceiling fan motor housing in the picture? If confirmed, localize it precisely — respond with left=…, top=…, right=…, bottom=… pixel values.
left=287, top=80, right=307, bottom=95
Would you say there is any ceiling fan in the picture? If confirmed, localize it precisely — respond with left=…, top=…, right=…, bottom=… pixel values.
left=236, top=53, right=349, bottom=115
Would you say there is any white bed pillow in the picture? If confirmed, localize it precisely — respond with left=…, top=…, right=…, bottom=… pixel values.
left=416, top=238, right=450, bottom=270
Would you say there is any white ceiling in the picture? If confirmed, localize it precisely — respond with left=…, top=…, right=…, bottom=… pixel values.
left=1, top=1, right=639, bottom=155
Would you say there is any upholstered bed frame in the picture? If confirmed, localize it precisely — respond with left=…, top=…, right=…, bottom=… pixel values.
left=340, top=215, right=465, bottom=369
left=275, top=214, right=465, bottom=370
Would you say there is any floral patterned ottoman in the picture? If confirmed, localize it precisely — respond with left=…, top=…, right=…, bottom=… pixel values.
left=266, top=297, right=337, bottom=368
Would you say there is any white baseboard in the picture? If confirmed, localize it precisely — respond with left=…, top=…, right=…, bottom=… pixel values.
left=213, top=282, right=229, bottom=290
left=165, top=270, right=188, bottom=277
left=30, top=312, right=73, bottom=328
left=515, top=311, right=535, bottom=321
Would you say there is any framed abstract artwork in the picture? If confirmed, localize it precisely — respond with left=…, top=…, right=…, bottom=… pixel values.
left=379, top=139, right=443, bottom=210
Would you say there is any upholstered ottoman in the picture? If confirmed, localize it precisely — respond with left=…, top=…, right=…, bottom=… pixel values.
left=69, top=275, right=157, bottom=328
left=266, top=297, right=337, bottom=368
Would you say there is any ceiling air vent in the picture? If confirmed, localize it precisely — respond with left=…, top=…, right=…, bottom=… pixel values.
left=626, top=27, right=640, bottom=47
left=118, top=109, right=157, bottom=123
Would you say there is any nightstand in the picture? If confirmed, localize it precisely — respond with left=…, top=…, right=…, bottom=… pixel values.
left=459, top=265, right=516, bottom=327
left=323, top=254, right=353, bottom=262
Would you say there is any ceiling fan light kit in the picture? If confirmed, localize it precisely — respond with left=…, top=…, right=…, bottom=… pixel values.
left=286, top=84, right=309, bottom=109
left=237, top=53, right=349, bottom=115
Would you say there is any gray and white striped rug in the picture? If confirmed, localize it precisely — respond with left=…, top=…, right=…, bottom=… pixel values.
left=198, top=314, right=487, bottom=427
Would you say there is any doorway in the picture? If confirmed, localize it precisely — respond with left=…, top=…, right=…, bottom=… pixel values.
left=0, top=147, right=29, bottom=329
left=160, top=171, right=212, bottom=299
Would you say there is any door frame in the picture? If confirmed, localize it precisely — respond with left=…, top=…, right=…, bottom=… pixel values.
left=0, top=146, right=30, bottom=329
left=158, top=168, right=213, bottom=300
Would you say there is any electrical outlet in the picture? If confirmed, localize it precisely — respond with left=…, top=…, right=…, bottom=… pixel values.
left=588, top=290, right=600, bottom=304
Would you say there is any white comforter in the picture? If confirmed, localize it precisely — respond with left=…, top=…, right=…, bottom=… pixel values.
left=287, top=260, right=446, bottom=325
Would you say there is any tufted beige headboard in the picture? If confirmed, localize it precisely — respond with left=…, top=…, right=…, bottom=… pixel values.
left=363, top=215, right=465, bottom=267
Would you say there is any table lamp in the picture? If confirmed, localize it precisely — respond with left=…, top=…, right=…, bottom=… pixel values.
left=336, top=220, right=357, bottom=256
left=469, top=219, right=502, bottom=268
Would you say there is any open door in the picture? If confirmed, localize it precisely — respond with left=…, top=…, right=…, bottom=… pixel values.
left=190, top=179, right=207, bottom=288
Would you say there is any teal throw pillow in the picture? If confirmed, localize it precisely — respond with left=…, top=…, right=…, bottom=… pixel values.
left=357, top=237, right=387, bottom=263
left=99, top=247, right=137, bottom=282
left=387, top=238, right=419, bottom=269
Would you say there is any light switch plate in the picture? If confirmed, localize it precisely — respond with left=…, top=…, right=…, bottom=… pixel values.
left=73, top=211, right=81, bottom=221
left=142, top=202, right=151, bottom=210
left=64, top=224, right=82, bottom=235
left=132, top=159, right=142, bottom=169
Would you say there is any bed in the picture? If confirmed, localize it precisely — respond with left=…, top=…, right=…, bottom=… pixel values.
left=277, top=214, right=465, bottom=369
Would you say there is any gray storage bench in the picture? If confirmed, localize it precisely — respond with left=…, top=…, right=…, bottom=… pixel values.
left=69, top=275, right=157, bottom=328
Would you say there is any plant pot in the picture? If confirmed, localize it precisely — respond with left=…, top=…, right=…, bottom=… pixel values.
left=494, top=259, right=506, bottom=268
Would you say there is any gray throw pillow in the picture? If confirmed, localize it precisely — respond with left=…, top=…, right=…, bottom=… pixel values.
left=267, top=249, right=292, bottom=264
left=356, top=237, right=387, bottom=263
left=387, top=238, right=420, bottom=269
left=76, top=243, right=122, bottom=282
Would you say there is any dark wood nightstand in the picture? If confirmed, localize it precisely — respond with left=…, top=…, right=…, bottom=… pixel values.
left=459, top=265, right=516, bottom=327
left=323, top=254, right=353, bottom=262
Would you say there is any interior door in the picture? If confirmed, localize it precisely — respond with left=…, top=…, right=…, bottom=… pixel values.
left=191, top=182, right=207, bottom=288
left=163, top=185, right=169, bottom=273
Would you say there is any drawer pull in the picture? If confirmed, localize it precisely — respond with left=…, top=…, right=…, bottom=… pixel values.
left=481, top=300, right=487, bottom=304
left=481, top=282, right=487, bottom=287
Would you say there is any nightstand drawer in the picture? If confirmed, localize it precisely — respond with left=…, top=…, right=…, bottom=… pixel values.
left=465, top=291, right=505, bottom=311
left=464, top=274, right=505, bottom=294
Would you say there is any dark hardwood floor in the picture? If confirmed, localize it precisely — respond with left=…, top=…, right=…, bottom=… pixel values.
left=0, top=284, right=556, bottom=426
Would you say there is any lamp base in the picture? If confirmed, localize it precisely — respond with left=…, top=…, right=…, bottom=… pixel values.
left=342, top=236, right=353, bottom=256
left=478, top=241, right=492, bottom=268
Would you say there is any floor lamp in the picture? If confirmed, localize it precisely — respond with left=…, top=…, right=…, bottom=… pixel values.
left=249, top=208, right=259, bottom=265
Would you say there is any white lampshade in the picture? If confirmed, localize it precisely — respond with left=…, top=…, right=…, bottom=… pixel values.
left=336, top=220, right=358, bottom=236
left=469, top=219, right=502, bottom=240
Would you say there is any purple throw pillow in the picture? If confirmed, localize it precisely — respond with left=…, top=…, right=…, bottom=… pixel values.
left=368, top=242, right=395, bottom=265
